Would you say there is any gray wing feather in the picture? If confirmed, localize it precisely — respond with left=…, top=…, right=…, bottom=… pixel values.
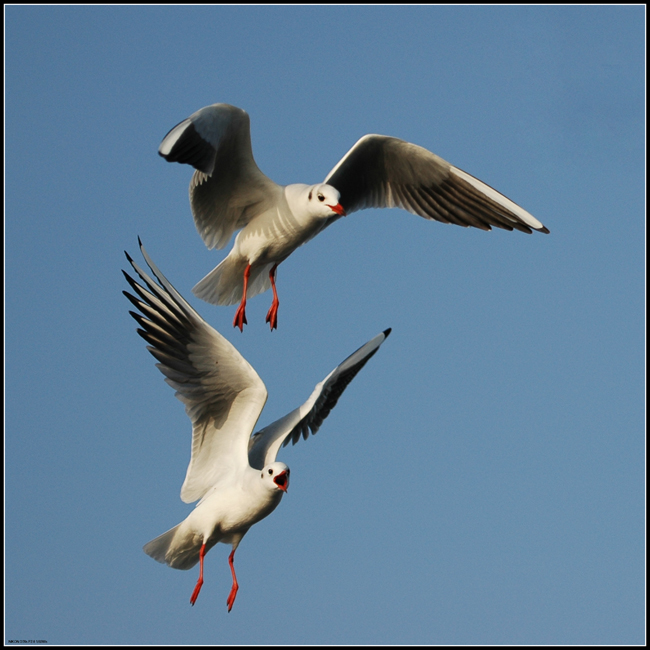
left=247, top=329, right=391, bottom=470
left=324, top=134, right=549, bottom=234
left=123, top=239, right=267, bottom=502
left=159, top=103, right=281, bottom=250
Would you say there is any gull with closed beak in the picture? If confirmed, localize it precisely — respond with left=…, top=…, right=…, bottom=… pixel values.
left=159, top=103, right=549, bottom=331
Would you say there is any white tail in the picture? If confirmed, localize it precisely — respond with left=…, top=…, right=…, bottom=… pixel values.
left=193, top=253, right=274, bottom=306
left=143, top=522, right=203, bottom=571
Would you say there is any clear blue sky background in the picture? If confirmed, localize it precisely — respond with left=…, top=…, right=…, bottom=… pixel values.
left=5, top=5, right=644, bottom=645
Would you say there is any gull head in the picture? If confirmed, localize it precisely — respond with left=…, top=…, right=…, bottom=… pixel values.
left=261, top=462, right=290, bottom=493
left=300, top=183, right=346, bottom=218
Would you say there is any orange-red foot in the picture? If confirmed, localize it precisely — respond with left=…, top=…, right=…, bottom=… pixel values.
left=190, top=577, right=204, bottom=606
left=265, top=264, right=279, bottom=331
left=233, top=304, right=247, bottom=332
left=226, top=582, right=239, bottom=612
left=233, top=264, right=251, bottom=332
left=226, top=548, right=239, bottom=612
left=190, top=544, right=206, bottom=606
left=265, top=302, right=279, bottom=331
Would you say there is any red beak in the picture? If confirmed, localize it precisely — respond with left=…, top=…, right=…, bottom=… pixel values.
left=327, top=203, right=346, bottom=217
left=273, top=470, right=289, bottom=493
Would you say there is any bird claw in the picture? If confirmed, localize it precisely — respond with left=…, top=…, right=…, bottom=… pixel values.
left=190, top=578, right=203, bottom=606
left=226, top=584, right=239, bottom=612
left=233, top=304, right=247, bottom=332
left=265, top=304, right=278, bottom=331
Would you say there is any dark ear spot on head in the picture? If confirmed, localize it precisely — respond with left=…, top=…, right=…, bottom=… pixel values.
left=308, top=190, right=312, bottom=200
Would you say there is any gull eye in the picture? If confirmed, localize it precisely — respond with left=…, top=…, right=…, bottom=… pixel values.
left=318, top=193, right=325, bottom=202
left=268, top=468, right=273, bottom=475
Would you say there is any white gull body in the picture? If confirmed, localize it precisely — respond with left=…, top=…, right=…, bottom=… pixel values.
left=123, top=241, right=390, bottom=610
left=159, top=103, right=550, bottom=331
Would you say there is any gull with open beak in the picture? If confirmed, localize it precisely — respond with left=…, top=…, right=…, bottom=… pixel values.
left=159, top=103, right=549, bottom=331
left=124, top=240, right=390, bottom=610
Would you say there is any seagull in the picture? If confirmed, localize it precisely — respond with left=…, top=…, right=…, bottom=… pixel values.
left=123, top=240, right=391, bottom=610
left=159, top=103, right=549, bottom=331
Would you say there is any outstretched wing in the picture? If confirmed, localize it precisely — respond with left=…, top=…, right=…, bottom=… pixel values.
left=159, top=103, right=282, bottom=249
left=247, top=329, right=391, bottom=470
left=123, top=239, right=268, bottom=502
left=324, top=134, right=549, bottom=234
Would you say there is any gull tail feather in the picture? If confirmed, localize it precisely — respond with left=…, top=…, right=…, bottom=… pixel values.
left=143, top=522, right=203, bottom=571
left=193, top=254, right=274, bottom=306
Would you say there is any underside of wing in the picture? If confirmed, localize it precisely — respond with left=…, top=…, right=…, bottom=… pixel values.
left=324, top=134, right=549, bottom=234
left=159, top=103, right=281, bottom=249
left=247, top=329, right=391, bottom=470
left=123, top=240, right=268, bottom=502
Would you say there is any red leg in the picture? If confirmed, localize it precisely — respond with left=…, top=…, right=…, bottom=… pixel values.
left=265, top=264, right=279, bottom=331
left=233, top=264, right=251, bottom=332
left=190, top=543, right=206, bottom=606
left=226, top=548, right=240, bottom=612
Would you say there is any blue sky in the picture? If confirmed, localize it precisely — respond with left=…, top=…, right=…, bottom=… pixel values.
left=5, top=5, right=644, bottom=645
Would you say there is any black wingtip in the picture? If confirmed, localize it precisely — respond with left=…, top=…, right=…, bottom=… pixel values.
left=383, top=327, right=392, bottom=338
left=137, top=235, right=143, bottom=248
left=539, top=226, right=551, bottom=234
left=124, top=250, right=134, bottom=264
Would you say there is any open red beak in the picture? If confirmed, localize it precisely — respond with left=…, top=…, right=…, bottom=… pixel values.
left=273, top=470, right=289, bottom=492
left=327, top=203, right=346, bottom=217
